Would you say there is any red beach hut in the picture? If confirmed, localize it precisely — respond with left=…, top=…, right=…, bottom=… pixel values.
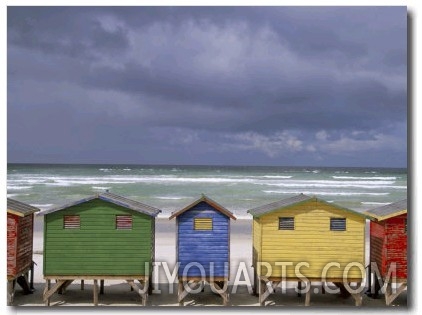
left=365, top=199, right=407, bottom=305
left=7, top=198, right=40, bottom=305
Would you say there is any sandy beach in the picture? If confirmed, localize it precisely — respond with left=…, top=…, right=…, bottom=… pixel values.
left=10, top=217, right=407, bottom=308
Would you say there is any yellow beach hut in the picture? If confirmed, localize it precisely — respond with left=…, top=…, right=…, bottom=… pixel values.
left=247, top=194, right=369, bottom=306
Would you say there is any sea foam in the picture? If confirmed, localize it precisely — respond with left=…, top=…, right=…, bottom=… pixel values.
left=263, top=190, right=390, bottom=196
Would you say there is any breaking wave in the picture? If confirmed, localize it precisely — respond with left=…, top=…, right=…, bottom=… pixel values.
left=263, top=190, right=390, bottom=196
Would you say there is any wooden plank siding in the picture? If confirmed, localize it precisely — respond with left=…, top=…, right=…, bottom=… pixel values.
left=252, top=218, right=261, bottom=273
left=254, top=199, right=366, bottom=279
left=369, top=220, right=386, bottom=276
left=177, top=201, right=230, bottom=278
left=7, top=213, right=34, bottom=278
left=43, top=199, right=154, bottom=276
left=151, top=217, right=156, bottom=274
left=366, top=199, right=407, bottom=282
left=7, top=214, right=19, bottom=277
left=369, top=214, right=407, bottom=280
left=385, top=214, right=407, bottom=279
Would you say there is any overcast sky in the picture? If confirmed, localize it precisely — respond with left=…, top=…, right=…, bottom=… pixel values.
left=7, top=6, right=407, bottom=167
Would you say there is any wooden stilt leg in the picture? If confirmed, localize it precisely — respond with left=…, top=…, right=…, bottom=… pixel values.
left=143, top=277, right=149, bottom=306
left=297, top=281, right=302, bottom=297
left=351, top=282, right=362, bottom=306
left=7, top=280, right=15, bottom=306
left=385, top=282, right=406, bottom=306
left=30, top=262, right=35, bottom=290
left=333, top=282, right=351, bottom=298
left=178, top=279, right=184, bottom=306
left=44, top=280, right=49, bottom=306
left=210, top=280, right=229, bottom=306
left=305, top=280, right=311, bottom=306
left=43, top=279, right=66, bottom=304
left=57, top=279, right=71, bottom=294
left=225, top=281, right=229, bottom=306
left=58, top=280, right=73, bottom=295
left=93, top=279, right=98, bottom=306
left=58, top=279, right=63, bottom=295
left=223, top=281, right=229, bottom=306
left=24, top=271, right=30, bottom=288
left=253, top=271, right=259, bottom=296
left=259, top=278, right=265, bottom=306
left=100, top=279, right=104, bottom=295
left=44, top=279, right=51, bottom=306
left=366, top=265, right=372, bottom=297
left=148, top=278, right=153, bottom=295
left=385, top=282, right=392, bottom=306
left=353, top=294, right=362, bottom=306
left=373, top=275, right=380, bottom=298
left=126, top=279, right=148, bottom=306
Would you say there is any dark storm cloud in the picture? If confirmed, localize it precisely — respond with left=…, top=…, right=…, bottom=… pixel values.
left=7, top=6, right=407, bottom=166
left=8, top=8, right=130, bottom=60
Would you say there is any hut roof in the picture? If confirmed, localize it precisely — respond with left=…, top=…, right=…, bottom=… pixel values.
left=364, top=199, right=407, bottom=221
left=7, top=198, right=40, bottom=217
left=169, top=194, right=236, bottom=220
left=247, top=193, right=370, bottom=219
left=38, top=191, right=162, bottom=217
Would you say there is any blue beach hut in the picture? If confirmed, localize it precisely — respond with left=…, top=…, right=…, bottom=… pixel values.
left=169, top=194, right=236, bottom=306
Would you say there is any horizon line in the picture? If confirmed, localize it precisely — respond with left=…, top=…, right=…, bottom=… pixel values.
left=6, top=161, right=407, bottom=170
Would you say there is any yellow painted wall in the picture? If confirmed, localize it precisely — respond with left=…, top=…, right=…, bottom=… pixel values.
left=254, top=199, right=365, bottom=280
left=252, top=218, right=261, bottom=267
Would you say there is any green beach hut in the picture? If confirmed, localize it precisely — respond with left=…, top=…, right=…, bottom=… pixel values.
left=38, top=191, right=161, bottom=306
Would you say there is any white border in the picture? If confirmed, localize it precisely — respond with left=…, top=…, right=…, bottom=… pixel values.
left=2, top=2, right=418, bottom=314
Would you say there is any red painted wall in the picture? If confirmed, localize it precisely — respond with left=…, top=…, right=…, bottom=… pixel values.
left=370, top=221, right=386, bottom=276
left=7, top=213, right=34, bottom=278
left=370, top=214, right=407, bottom=280
left=385, top=214, right=407, bottom=280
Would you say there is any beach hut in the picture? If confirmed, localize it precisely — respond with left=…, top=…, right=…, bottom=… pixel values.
left=7, top=198, right=40, bottom=305
left=365, top=199, right=407, bottom=305
left=169, top=194, right=236, bottom=306
left=38, top=191, right=161, bottom=306
left=247, top=193, right=369, bottom=306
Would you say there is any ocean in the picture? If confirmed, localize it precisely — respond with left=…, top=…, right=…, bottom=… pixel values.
left=7, top=164, right=407, bottom=219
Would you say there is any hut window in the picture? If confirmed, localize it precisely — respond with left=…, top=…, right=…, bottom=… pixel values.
left=404, top=219, right=407, bottom=234
left=116, top=215, right=133, bottom=230
left=194, top=218, right=213, bottom=230
left=279, top=217, right=294, bottom=230
left=330, top=218, right=346, bottom=231
left=64, top=215, right=80, bottom=229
